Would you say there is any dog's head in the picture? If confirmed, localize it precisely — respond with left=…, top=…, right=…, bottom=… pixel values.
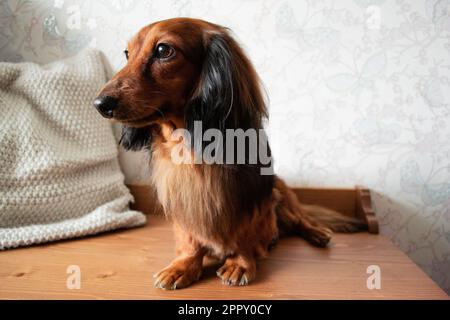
left=94, top=18, right=267, bottom=151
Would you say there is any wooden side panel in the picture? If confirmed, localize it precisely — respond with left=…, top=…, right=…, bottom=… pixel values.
left=356, top=187, right=379, bottom=234
left=291, top=188, right=356, bottom=217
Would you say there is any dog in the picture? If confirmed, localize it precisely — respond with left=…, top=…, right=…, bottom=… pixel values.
left=93, top=18, right=366, bottom=289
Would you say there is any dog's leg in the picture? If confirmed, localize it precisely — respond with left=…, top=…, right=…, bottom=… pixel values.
left=291, top=211, right=333, bottom=247
left=153, top=253, right=204, bottom=290
left=274, top=177, right=366, bottom=247
left=216, top=252, right=256, bottom=286
left=154, top=225, right=205, bottom=290
left=274, top=178, right=333, bottom=247
left=276, top=197, right=333, bottom=247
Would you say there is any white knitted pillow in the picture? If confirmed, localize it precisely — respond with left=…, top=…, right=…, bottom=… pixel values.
left=0, top=49, right=146, bottom=249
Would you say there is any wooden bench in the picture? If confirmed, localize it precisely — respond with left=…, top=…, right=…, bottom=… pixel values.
left=0, top=185, right=447, bottom=299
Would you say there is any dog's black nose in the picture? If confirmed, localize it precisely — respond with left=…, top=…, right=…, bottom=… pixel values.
left=93, top=96, right=118, bottom=118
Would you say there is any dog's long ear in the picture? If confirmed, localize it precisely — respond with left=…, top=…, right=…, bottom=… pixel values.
left=185, top=31, right=267, bottom=143
left=119, top=126, right=152, bottom=151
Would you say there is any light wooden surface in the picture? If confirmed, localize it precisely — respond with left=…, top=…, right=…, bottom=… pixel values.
left=0, top=215, right=447, bottom=300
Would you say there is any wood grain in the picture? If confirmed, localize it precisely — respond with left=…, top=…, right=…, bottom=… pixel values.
left=0, top=215, right=447, bottom=299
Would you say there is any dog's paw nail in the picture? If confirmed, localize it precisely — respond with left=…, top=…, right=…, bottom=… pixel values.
left=239, top=275, right=248, bottom=286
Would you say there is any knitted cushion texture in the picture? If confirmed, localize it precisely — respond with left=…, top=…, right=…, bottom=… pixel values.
left=0, top=49, right=146, bottom=249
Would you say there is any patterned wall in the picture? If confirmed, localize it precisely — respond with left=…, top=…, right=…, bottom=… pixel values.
left=1, top=0, right=449, bottom=294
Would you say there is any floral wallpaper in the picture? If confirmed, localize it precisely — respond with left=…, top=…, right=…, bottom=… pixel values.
left=1, top=0, right=449, bottom=294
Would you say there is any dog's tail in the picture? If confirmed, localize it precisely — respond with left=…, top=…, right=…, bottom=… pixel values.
left=273, top=177, right=367, bottom=247
left=297, top=204, right=368, bottom=232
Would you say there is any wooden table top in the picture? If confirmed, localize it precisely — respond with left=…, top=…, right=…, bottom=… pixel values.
left=0, top=215, right=447, bottom=300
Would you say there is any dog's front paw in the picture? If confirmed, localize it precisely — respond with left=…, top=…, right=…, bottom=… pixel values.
left=216, top=260, right=255, bottom=286
left=153, top=264, right=202, bottom=290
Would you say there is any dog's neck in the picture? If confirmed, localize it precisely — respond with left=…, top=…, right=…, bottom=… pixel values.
left=151, top=118, right=183, bottom=141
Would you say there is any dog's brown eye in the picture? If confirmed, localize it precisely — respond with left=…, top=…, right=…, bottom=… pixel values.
left=124, top=50, right=129, bottom=60
left=155, top=43, right=174, bottom=59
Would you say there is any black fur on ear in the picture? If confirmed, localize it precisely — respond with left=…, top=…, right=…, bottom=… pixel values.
left=184, top=34, right=233, bottom=140
left=184, top=32, right=268, bottom=153
left=119, top=125, right=152, bottom=151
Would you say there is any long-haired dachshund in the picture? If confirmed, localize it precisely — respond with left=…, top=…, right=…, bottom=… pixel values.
left=94, top=18, right=366, bottom=289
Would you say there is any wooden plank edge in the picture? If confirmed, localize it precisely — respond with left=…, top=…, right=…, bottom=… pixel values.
left=355, top=186, right=379, bottom=234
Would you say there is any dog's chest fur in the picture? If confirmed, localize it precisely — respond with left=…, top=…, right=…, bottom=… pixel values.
left=147, top=122, right=278, bottom=259
left=149, top=123, right=235, bottom=240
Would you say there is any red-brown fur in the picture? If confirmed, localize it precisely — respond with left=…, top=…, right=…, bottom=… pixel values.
left=95, top=18, right=366, bottom=289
